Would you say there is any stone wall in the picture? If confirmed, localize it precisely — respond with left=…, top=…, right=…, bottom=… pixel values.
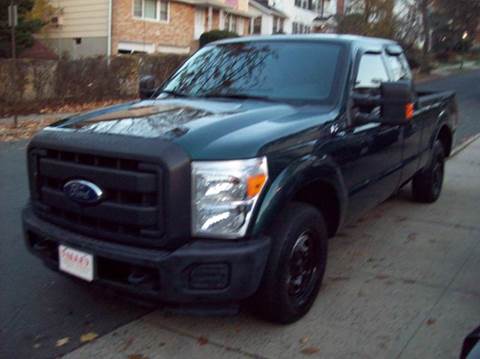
left=0, top=54, right=187, bottom=114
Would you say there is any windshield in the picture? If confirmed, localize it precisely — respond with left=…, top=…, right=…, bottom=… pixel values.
left=161, top=41, right=343, bottom=103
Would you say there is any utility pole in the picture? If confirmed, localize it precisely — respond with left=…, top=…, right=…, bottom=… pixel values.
left=8, top=0, right=18, bottom=128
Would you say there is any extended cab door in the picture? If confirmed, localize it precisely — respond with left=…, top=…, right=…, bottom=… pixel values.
left=334, top=51, right=403, bottom=221
left=384, top=51, right=424, bottom=182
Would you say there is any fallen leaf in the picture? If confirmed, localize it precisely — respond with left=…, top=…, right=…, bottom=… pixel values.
left=407, top=233, right=417, bottom=241
left=197, top=336, right=208, bottom=346
left=426, top=318, right=436, bottom=326
left=128, top=354, right=149, bottom=359
left=301, top=346, right=320, bottom=355
left=299, top=336, right=309, bottom=344
left=80, top=332, right=98, bottom=343
left=55, top=337, right=70, bottom=347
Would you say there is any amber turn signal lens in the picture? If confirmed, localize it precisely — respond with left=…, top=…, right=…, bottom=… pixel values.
left=247, top=174, right=267, bottom=198
left=406, top=103, right=415, bottom=120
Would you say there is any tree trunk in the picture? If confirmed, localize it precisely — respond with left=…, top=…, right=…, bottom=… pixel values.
left=420, top=0, right=431, bottom=74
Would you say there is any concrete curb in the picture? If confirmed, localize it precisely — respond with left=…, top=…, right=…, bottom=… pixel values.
left=451, top=133, right=480, bottom=157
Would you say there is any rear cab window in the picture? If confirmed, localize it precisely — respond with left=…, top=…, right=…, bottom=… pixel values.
left=385, top=53, right=412, bottom=82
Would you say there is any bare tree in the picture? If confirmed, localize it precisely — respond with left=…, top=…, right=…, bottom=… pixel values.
left=418, top=0, right=433, bottom=73
left=394, top=0, right=423, bottom=49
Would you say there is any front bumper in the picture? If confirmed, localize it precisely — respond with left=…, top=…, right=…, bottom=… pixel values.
left=23, top=206, right=271, bottom=304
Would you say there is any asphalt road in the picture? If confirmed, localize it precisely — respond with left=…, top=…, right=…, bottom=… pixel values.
left=416, top=69, right=480, bottom=145
left=1, top=70, right=480, bottom=359
left=0, top=141, right=153, bottom=359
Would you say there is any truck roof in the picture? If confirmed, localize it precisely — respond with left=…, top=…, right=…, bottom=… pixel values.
left=213, top=34, right=398, bottom=52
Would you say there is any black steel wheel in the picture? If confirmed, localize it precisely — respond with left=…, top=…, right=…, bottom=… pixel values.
left=412, top=140, right=445, bottom=203
left=253, top=202, right=328, bottom=324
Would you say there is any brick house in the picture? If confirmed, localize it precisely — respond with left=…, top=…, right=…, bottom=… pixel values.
left=44, top=0, right=252, bottom=58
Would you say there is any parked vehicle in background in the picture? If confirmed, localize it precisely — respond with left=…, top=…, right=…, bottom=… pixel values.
left=461, top=326, right=480, bottom=359
left=23, top=35, right=458, bottom=323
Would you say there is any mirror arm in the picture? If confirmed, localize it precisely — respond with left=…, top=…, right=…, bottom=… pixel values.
left=354, top=112, right=382, bottom=125
left=351, top=93, right=382, bottom=107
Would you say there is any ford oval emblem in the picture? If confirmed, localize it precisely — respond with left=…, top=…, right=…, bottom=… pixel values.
left=63, top=180, right=104, bottom=204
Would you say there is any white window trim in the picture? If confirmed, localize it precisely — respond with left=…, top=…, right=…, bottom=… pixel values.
left=132, top=0, right=170, bottom=24
left=237, top=17, right=244, bottom=35
left=157, top=45, right=191, bottom=54
left=118, top=41, right=156, bottom=54
left=224, top=13, right=240, bottom=33
left=219, top=10, right=225, bottom=30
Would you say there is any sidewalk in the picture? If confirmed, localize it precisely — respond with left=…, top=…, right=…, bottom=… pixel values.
left=64, top=140, right=480, bottom=359
left=432, top=60, right=480, bottom=77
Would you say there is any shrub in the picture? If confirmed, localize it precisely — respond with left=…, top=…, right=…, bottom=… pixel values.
left=199, top=30, right=239, bottom=48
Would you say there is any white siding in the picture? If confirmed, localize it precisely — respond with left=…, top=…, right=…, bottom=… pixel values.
left=274, top=0, right=317, bottom=33
left=47, top=0, right=109, bottom=38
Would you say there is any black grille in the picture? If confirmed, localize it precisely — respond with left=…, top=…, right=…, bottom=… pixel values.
left=30, top=148, right=164, bottom=245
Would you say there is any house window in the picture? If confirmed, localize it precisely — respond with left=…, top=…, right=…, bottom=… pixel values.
left=224, top=14, right=238, bottom=32
left=133, top=0, right=169, bottom=21
left=292, top=22, right=311, bottom=34
left=272, top=17, right=283, bottom=33
left=295, top=0, right=310, bottom=9
left=118, top=41, right=155, bottom=54
left=253, top=16, right=262, bottom=34
left=225, top=14, right=230, bottom=31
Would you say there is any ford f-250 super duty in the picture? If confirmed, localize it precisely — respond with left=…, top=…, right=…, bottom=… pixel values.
left=23, top=35, right=458, bottom=323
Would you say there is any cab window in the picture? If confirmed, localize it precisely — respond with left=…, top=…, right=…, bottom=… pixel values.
left=355, top=54, right=389, bottom=90
left=386, top=54, right=412, bottom=81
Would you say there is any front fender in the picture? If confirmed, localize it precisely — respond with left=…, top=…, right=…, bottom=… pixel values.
left=251, top=154, right=348, bottom=237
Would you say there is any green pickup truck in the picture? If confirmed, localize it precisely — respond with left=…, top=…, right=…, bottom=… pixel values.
left=23, top=35, right=458, bottom=323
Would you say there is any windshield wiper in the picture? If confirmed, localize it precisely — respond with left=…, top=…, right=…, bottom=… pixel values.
left=199, top=93, right=275, bottom=102
left=161, top=90, right=189, bottom=97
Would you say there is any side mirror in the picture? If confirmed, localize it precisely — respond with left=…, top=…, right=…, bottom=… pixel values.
left=139, top=75, right=157, bottom=100
left=352, top=81, right=414, bottom=125
left=381, top=80, right=414, bottom=125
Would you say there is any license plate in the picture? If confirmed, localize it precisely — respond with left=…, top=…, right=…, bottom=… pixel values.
left=58, top=245, right=94, bottom=282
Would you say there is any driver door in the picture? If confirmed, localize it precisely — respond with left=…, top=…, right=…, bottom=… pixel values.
left=334, top=52, right=403, bottom=221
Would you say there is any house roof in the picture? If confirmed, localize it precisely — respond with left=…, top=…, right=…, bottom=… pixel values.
left=249, top=0, right=287, bottom=18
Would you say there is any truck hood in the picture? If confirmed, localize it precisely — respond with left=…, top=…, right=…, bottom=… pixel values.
left=50, top=99, right=337, bottom=160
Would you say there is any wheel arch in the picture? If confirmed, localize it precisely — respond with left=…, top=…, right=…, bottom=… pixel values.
left=437, top=124, right=453, bottom=157
left=252, top=156, right=348, bottom=239
left=291, top=180, right=342, bottom=238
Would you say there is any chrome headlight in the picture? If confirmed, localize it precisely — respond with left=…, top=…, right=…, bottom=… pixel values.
left=192, top=157, right=268, bottom=238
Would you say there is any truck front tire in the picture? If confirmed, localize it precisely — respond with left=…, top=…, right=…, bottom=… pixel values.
left=412, top=140, right=445, bottom=203
left=253, top=202, right=328, bottom=324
